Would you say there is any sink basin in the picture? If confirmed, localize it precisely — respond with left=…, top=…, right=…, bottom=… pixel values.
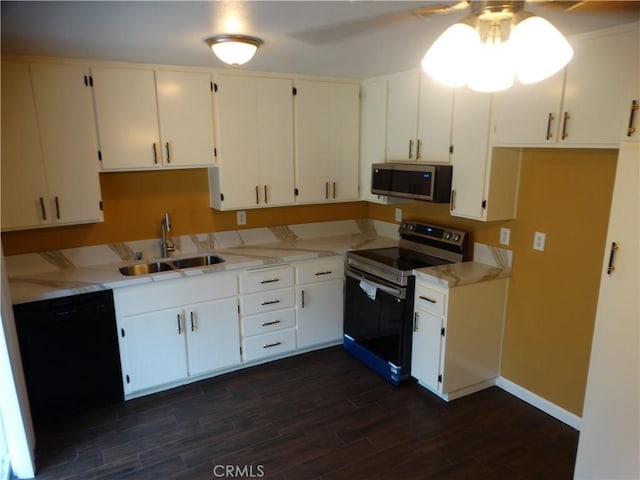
left=118, top=262, right=174, bottom=276
left=171, top=254, right=225, bottom=269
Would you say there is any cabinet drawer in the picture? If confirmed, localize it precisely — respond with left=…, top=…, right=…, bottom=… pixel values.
left=239, top=265, right=294, bottom=294
left=114, top=271, right=238, bottom=317
left=415, top=284, right=447, bottom=317
left=242, top=328, right=296, bottom=362
left=241, top=309, right=296, bottom=337
left=296, top=256, right=345, bottom=284
left=240, top=288, right=295, bottom=316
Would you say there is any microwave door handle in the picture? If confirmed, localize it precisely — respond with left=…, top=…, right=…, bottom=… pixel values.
left=345, top=269, right=404, bottom=298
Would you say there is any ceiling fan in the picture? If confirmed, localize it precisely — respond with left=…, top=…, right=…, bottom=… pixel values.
left=289, top=1, right=640, bottom=45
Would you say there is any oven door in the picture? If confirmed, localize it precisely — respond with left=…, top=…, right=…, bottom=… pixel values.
left=343, top=266, right=414, bottom=385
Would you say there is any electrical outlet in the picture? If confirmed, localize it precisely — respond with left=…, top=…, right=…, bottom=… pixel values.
left=395, top=208, right=402, bottom=222
left=499, top=227, right=510, bottom=246
left=236, top=210, right=247, bottom=226
left=533, top=231, right=546, bottom=252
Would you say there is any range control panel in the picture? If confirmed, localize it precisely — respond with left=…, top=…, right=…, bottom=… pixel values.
left=399, top=220, right=468, bottom=248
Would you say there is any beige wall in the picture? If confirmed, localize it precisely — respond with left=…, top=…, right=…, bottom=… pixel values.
left=1, top=148, right=618, bottom=415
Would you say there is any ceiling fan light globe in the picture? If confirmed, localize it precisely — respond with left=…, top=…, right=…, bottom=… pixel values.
left=511, top=16, right=573, bottom=84
left=467, top=40, right=515, bottom=92
left=421, top=23, right=479, bottom=87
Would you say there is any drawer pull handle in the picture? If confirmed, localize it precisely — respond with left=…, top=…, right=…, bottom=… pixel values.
left=301, top=290, right=305, bottom=308
left=261, top=299, right=281, bottom=306
left=546, top=112, right=555, bottom=140
left=54, top=196, right=61, bottom=219
left=190, top=311, right=195, bottom=332
left=176, top=313, right=182, bottom=334
left=314, top=271, right=332, bottom=276
left=152, top=143, right=159, bottom=164
left=561, top=111, right=570, bottom=139
left=260, top=278, right=280, bottom=284
left=607, top=241, right=619, bottom=276
left=261, top=320, right=281, bottom=326
left=39, top=197, right=47, bottom=220
left=332, top=181, right=336, bottom=199
left=628, top=100, right=638, bottom=137
left=165, top=141, right=173, bottom=163
left=263, top=341, right=282, bottom=349
left=419, top=295, right=437, bottom=304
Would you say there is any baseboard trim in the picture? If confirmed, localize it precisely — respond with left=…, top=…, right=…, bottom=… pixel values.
left=496, top=376, right=582, bottom=431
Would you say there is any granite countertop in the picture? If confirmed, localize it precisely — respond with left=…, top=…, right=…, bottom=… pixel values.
left=414, top=261, right=511, bottom=289
left=7, top=231, right=398, bottom=305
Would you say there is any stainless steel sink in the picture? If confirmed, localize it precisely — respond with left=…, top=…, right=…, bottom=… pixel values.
left=171, top=254, right=225, bottom=269
left=119, top=255, right=225, bottom=276
left=118, top=262, right=174, bottom=276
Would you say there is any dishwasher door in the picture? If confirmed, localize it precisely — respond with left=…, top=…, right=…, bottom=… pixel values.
left=14, top=290, right=124, bottom=427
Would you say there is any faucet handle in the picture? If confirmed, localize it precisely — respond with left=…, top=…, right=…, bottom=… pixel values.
left=164, top=212, right=171, bottom=231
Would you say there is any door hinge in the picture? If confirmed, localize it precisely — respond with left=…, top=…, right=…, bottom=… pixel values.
left=438, top=374, right=442, bottom=383
left=120, top=328, right=125, bottom=338
left=441, top=327, right=445, bottom=337
left=126, top=374, right=130, bottom=384
left=99, top=201, right=103, bottom=211
left=449, top=144, right=454, bottom=154
left=84, top=75, right=94, bottom=87
left=98, top=150, right=102, bottom=161
left=292, top=87, right=297, bottom=96
left=294, top=187, right=299, bottom=196
left=214, top=147, right=217, bottom=158
left=214, top=83, right=218, bottom=92
left=220, top=193, right=224, bottom=202
left=210, top=81, right=214, bottom=92
left=482, top=200, right=487, bottom=209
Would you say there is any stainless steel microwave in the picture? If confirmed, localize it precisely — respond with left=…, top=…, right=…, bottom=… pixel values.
left=371, top=163, right=453, bottom=202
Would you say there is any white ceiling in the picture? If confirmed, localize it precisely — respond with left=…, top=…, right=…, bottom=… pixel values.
left=1, top=1, right=639, bottom=79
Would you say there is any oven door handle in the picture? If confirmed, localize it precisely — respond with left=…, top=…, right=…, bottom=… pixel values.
left=345, top=269, right=405, bottom=299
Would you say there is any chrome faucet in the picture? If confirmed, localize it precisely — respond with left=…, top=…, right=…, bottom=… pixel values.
left=160, top=212, right=175, bottom=258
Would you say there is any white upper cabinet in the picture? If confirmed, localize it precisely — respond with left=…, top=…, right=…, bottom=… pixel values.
left=155, top=70, right=216, bottom=167
left=92, top=66, right=215, bottom=170
left=385, top=70, right=453, bottom=163
left=1, top=61, right=103, bottom=231
left=386, top=72, right=420, bottom=162
left=294, top=80, right=360, bottom=203
left=492, top=23, right=639, bottom=147
left=209, top=74, right=294, bottom=210
left=450, top=89, right=521, bottom=222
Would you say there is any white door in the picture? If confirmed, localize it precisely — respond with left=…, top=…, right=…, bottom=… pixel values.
left=386, top=72, right=419, bottom=162
left=186, top=298, right=241, bottom=376
left=30, top=63, right=103, bottom=225
left=0, top=61, right=49, bottom=230
left=450, top=88, right=492, bottom=220
left=411, top=308, right=443, bottom=392
left=296, top=279, right=343, bottom=349
left=574, top=142, right=639, bottom=479
left=156, top=70, right=216, bottom=167
left=92, top=66, right=161, bottom=170
left=121, top=308, right=188, bottom=393
left=417, top=72, right=454, bottom=163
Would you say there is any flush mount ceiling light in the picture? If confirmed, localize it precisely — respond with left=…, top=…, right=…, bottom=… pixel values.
left=421, top=1, right=573, bottom=92
left=205, top=34, right=263, bottom=67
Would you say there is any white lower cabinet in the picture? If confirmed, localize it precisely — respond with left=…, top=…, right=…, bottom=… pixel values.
left=411, top=275, right=508, bottom=401
left=295, top=257, right=344, bottom=349
left=114, top=272, right=240, bottom=396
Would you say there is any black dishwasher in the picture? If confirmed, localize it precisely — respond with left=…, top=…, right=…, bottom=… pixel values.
left=14, top=290, right=124, bottom=427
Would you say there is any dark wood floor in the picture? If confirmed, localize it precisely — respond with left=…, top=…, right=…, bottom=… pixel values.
left=31, top=346, right=579, bottom=480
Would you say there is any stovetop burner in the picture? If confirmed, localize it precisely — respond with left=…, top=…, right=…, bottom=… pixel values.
left=350, top=247, right=452, bottom=272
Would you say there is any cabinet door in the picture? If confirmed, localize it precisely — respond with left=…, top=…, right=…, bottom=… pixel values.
left=30, top=63, right=103, bottom=225
left=360, top=79, right=389, bottom=203
left=294, top=80, right=359, bottom=203
left=386, top=72, right=420, bottom=162
left=561, top=27, right=638, bottom=146
left=450, top=89, right=492, bottom=220
left=0, top=61, right=49, bottom=230
left=156, top=70, right=216, bottom=167
left=92, top=67, right=161, bottom=170
left=296, top=279, right=344, bottom=349
left=417, top=73, right=453, bottom=163
left=574, top=142, right=639, bottom=479
left=410, top=308, right=443, bottom=392
left=186, top=298, right=240, bottom=376
left=491, top=71, right=564, bottom=145
left=120, top=308, right=188, bottom=393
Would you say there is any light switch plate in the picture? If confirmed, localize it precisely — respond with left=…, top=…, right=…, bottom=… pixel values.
left=533, top=231, right=546, bottom=252
left=499, top=227, right=510, bottom=246
left=395, top=208, right=402, bottom=222
left=237, top=210, right=247, bottom=226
